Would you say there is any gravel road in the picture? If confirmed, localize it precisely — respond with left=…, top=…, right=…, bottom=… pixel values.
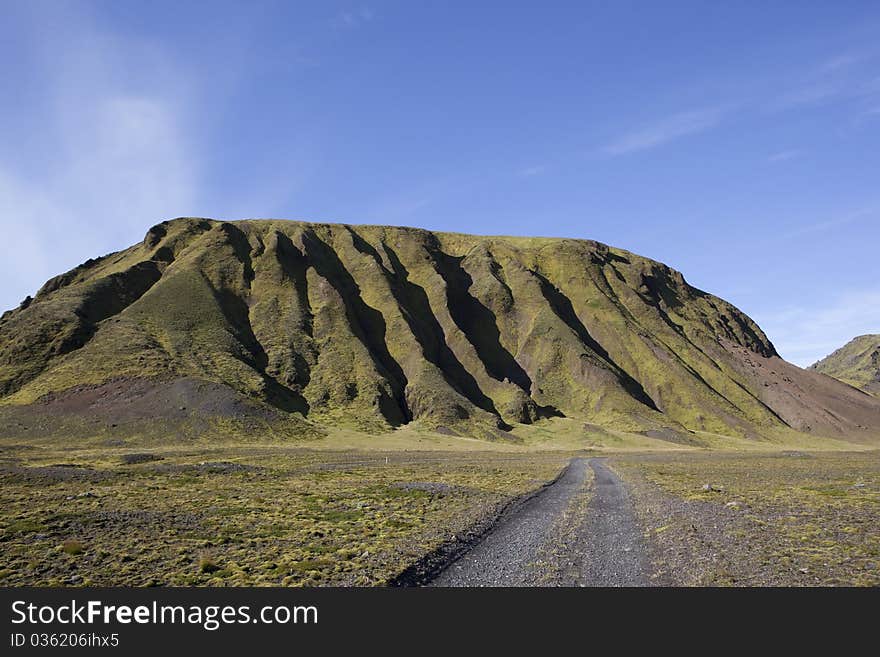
left=578, top=458, right=649, bottom=586
left=429, top=457, right=649, bottom=587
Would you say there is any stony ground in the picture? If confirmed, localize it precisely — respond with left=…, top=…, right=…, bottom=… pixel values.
left=430, top=457, right=592, bottom=586
left=2, top=441, right=878, bottom=587
left=613, top=451, right=880, bottom=586
left=427, top=451, right=880, bottom=587
left=0, top=443, right=569, bottom=586
left=431, top=458, right=649, bottom=586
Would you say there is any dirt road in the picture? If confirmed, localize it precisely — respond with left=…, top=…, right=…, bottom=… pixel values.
left=429, top=457, right=649, bottom=586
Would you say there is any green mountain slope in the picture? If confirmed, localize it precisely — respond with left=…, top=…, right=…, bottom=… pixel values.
left=810, top=335, right=880, bottom=396
left=2, top=218, right=879, bottom=443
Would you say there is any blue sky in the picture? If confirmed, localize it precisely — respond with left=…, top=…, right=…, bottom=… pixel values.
left=1, top=1, right=878, bottom=366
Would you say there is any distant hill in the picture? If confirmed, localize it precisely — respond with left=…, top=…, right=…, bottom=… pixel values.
left=810, top=335, right=880, bottom=397
left=2, top=217, right=879, bottom=444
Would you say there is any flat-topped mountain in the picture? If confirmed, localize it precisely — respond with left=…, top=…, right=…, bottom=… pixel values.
left=2, top=218, right=879, bottom=444
left=810, top=335, right=880, bottom=397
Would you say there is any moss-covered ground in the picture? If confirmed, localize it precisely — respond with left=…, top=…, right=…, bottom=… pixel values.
left=2, top=422, right=877, bottom=587
left=0, top=438, right=570, bottom=586
left=614, top=451, right=880, bottom=585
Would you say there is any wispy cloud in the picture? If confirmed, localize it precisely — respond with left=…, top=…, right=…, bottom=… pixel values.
left=767, top=149, right=802, bottom=163
left=768, top=50, right=880, bottom=112
left=769, top=82, right=848, bottom=111
left=602, top=107, right=728, bottom=156
left=754, top=288, right=880, bottom=367
left=0, top=10, right=200, bottom=312
left=598, top=48, right=879, bottom=161
left=784, top=206, right=879, bottom=238
left=817, top=53, right=863, bottom=74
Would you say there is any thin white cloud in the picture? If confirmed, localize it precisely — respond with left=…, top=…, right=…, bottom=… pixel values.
left=0, top=12, right=200, bottom=312
left=598, top=48, right=880, bottom=161
left=602, top=107, right=727, bottom=156
left=784, top=206, right=879, bottom=238
left=768, top=52, right=880, bottom=112
left=754, top=289, right=880, bottom=367
left=817, top=53, right=863, bottom=74
left=769, top=83, right=846, bottom=111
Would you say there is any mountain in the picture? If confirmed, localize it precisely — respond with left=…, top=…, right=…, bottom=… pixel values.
left=2, top=217, right=879, bottom=444
left=810, top=335, right=880, bottom=397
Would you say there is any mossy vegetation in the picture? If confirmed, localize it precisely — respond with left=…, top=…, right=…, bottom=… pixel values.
left=0, top=439, right=570, bottom=586
left=615, top=451, right=880, bottom=586
left=2, top=217, right=878, bottom=444
left=810, top=334, right=880, bottom=396
left=1, top=217, right=879, bottom=587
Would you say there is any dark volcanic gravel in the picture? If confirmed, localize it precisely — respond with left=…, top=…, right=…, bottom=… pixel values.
left=577, top=459, right=649, bottom=586
left=430, top=457, right=588, bottom=586
left=429, top=457, right=650, bottom=587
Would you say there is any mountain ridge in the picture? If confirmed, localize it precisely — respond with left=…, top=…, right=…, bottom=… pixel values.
left=810, top=334, right=880, bottom=397
left=2, top=217, right=878, bottom=444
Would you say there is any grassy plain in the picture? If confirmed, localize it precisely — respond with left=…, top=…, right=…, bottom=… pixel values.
left=614, top=451, right=880, bottom=586
left=0, top=434, right=571, bottom=586
left=1, top=419, right=877, bottom=587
